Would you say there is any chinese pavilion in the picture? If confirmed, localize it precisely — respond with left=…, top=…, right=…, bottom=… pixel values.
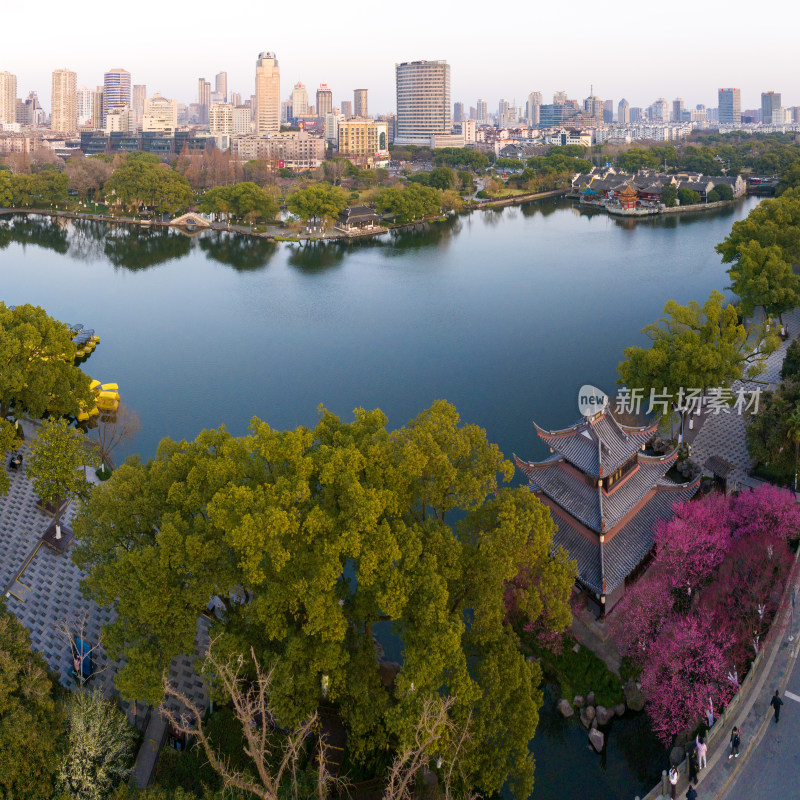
left=617, top=182, right=639, bottom=211
left=514, top=404, right=700, bottom=614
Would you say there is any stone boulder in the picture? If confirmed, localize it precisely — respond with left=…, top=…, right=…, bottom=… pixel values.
left=588, top=728, right=605, bottom=753
left=579, top=706, right=595, bottom=729
left=614, top=703, right=626, bottom=717
left=595, top=705, right=613, bottom=726
left=573, top=695, right=585, bottom=708
left=572, top=642, right=581, bottom=654
left=670, top=746, right=685, bottom=766
left=586, top=691, right=595, bottom=707
left=624, top=678, right=645, bottom=712
left=557, top=699, right=574, bottom=719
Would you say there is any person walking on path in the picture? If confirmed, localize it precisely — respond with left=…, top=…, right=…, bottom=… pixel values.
left=669, top=766, right=679, bottom=799
left=686, top=784, right=698, bottom=800
left=688, top=746, right=699, bottom=784
left=729, top=726, right=741, bottom=759
left=771, top=689, right=784, bottom=723
left=695, top=734, right=707, bottom=770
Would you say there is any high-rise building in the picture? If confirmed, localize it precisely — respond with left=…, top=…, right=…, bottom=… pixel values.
left=292, top=82, right=309, bottom=117
left=133, top=84, right=147, bottom=123
left=232, top=105, right=251, bottom=135
left=630, top=106, right=642, bottom=123
left=216, top=71, right=227, bottom=103
left=553, top=90, right=568, bottom=105
left=469, top=106, right=477, bottom=120
left=617, top=98, right=630, bottom=124
left=103, top=68, right=131, bottom=122
left=453, top=102, right=464, bottom=123
left=476, top=98, right=487, bottom=122
left=143, top=93, right=178, bottom=134
left=51, top=68, right=77, bottom=132
left=718, top=88, right=741, bottom=125
left=341, top=100, right=352, bottom=118
left=761, top=91, right=781, bottom=125
left=603, top=100, right=613, bottom=124
left=209, top=103, right=233, bottom=135
left=354, top=88, right=368, bottom=117
left=198, top=78, right=211, bottom=124
left=649, top=98, right=669, bottom=121
left=255, top=51, right=280, bottom=134
left=316, top=84, right=333, bottom=117
left=583, top=91, right=602, bottom=123
left=338, top=118, right=389, bottom=163
left=92, top=87, right=104, bottom=130
left=0, top=71, right=18, bottom=124
left=526, top=91, right=542, bottom=125
left=24, top=92, right=44, bottom=126
left=394, top=60, right=451, bottom=146
left=231, top=92, right=241, bottom=107
left=672, top=98, right=684, bottom=122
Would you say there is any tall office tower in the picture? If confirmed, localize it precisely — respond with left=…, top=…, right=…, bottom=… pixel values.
left=354, top=88, right=368, bottom=117
left=394, top=60, right=450, bottom=146
left=617, top=98, right=630, bottom=124
left=92, top=87, right=104, bottom=129
left=0, top=71, right=18, bottom=124
left=24, top=91, right=44, bottom=126
left=143, top=93, right=179, bottom=134
left=761, top=91, right=781, bottom=125
left=583, top=91, right=602, bottom=123
left=316, top=84, right=333, bottom=117
left=341, top=100, right=352, bottom=118
left=133, top=84, right=146, bottom=123
left=453, top=101, right=464, bottom=123
left=255, top=51, right=280, bottom=134
left=51, top=68, right=77, bottom=132
left=649, top=98, right=669, bottom=121
left=469, top=106, right=477, bottom=120
left=718, top=88, right=741, bottom=125
left=215, top=71, right=227, bottom=103
left=198, top=78, right=211, bottom=124
left=230, top=91, right=241, bottom=107
left=629, top=106, right=642, bottom=123
left=526, top=91, right=542, bottom=125
left=476, top=98, right=487, bottom=121
left=672, top=98, right=684, bottom=122
left=291, top=82, right=309, bottom=117
left=553, top=90, right=568, bottom=105
left=103, top=68, right=131, bottom=122
left=498, top=98, right=510, bottom=118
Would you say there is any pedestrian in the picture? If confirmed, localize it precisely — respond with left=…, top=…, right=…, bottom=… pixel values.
left=669, top=765, right=678, bottom=799
left=686, top=784, right=698, bottom=800
left=771, top=690, right=784, bottom=723
left=696, top=734, right=707, bottom=770
left=688, top=746, right=699, bottom=783
left=729, top=725, right=740, bottom=759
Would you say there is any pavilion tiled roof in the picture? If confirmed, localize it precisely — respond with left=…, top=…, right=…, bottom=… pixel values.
left=530, top=409, right=657, bottom=478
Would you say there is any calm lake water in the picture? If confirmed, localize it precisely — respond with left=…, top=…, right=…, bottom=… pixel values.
left=0, top=196, right=761, bottom=799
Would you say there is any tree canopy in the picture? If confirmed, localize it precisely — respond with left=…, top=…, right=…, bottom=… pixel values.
left=73, top=400, right=574, bottom=796
left=286, top=183, right=348, bottom=224
left=103, top=153, right=193, bottom=216
left=375, top=183, right=442, bottom=223
left=199, top=182, right=279, bottom=222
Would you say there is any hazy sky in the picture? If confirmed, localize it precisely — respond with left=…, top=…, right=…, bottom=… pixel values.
left=4, top=0, right=797, bottom=115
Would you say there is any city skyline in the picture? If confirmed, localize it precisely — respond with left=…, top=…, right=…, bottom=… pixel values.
left=2, top=0, right=797, bottom=116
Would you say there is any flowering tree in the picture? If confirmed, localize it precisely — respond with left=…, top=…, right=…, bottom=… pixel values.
left=640, top=613, right=736, bottom=746
left=727, top=484, right=800, bottom=542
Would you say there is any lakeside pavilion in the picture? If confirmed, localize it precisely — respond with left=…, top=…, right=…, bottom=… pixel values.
left=515, top=404, right=700, bottom=615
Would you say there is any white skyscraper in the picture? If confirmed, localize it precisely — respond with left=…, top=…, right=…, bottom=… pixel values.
left=394, top=60, right=451, bottom=146
left=51, top=68, right=77, bottom=133
left=0, top=71, right=18, bottom=124
left=76, top=86, right=94, bottom=126
left=292, top=82, right=309, bottom=117
left=255, top=51, right=280, bottom=134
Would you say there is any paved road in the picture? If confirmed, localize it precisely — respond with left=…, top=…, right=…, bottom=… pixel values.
left=723, top=636, right=800, bottom=799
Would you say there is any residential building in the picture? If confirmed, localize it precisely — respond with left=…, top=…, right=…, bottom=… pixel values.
left=553, top=90, right=568, bottom=105
left=453, top=102, right=464, bottom=123
left=649, top=98, right=669, bottom=122
left=103, top=68, right=131, bottom=123
left=0, top=72, right=18, bottom=124
left=324, top=112, right=345, bottom=144
left=469, top=106, right=477, bottom=120
left=143, top=93, right=178, bottom=135
left=133, top=84, right=147, bottom=124
left=76, top=86, right=93, bottom=126
left=603, top=100, right=613, bottom=124
left=341, top=100, right=352, bottom=118
left=672, top=98, right=684, bottom=122
left=630, top=106, right=642, bottom=123
left=395, top=60, right=451, bottom=146
left=316, top=84, right=333, bottom=117
left=231, top=130, right=325, bottom=170
left=23, top=92, right=45, bottom=127
left=354, top=88, right=368, bottom=118
left=209, top=103, right=232, bottom=134
left=92, top=87, right=104, bottom=130
left=198, top=78, right=211, bottom=124
left=104, top=105, right=135, bottom=134
left=291, top=83, right=309, bottom=117
left=255, top=51, right=280, bottom=134
left=216, top=72, right=227, bottom=103
left=476, top=98, right=487, bottom=122
left=460, top=118, right=477, bottom=143
left=337, top=118, right=389, bottom=166
left=231, top=92, right=241, bottom=107
left=718, top=88, right=741, bottom=125
left=51, top=69, right=77, bottom=133
left=526, top=91, right=542, bottom=125
left=515, top=404, right=699, bottom=615
left=761, top=91, right=781, bottom=125
left=232, top=106, right=251, bottom=135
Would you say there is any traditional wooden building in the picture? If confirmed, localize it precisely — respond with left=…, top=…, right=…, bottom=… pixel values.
left=336, top=205, right=381, bottom=233
left=515, top=405, right=700, bottom=615
left=617, top=183, right=639, bottom=211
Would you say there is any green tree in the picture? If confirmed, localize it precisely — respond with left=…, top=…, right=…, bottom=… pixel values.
left=777, top=162, right=800, bottom=195
left=787, top=404, right=800, bottom=491
left=200, top=182, right=279, bottom=222
left=661, top=184, right=677, bottom=208
left=58, top=689, right=137, bottom=800
left=28, top=418, right=98, bottom=537
left=678, top=188, right=702, bottom=206
left=782, top=335, right=800, bottom=382
left=73, top=401, right=575, bottom=796
left=726, top=241, right=800, bottom=326
left=457, top=170, right=474, bottom=191
left=618, top=290, right=777, bottom=440
left=427, top=166, right=456, bottom=190
left=104, top=153, right=193, bottom=216
left=286, top=183, right=348, bottom=226
left=0, top=170, right=12, bottom=206
left=375, top=183, right=441, bottom=223
left=0, top=603, right=63, bottom=799
left=713, top=183, right=734, bottom=201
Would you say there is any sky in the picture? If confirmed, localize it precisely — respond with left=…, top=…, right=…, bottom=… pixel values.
left=4, top=0, right=798, bottom=115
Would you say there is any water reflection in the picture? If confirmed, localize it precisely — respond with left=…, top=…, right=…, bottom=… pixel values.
left=0, top=214, right=69, bottom=253
left=286, top=240, right=347, bottom=272
left=103, top=226, right=192, bottom=271
left=199, top=232, right=277, bottom=272
left=384, top=215, right=461, bottom=251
